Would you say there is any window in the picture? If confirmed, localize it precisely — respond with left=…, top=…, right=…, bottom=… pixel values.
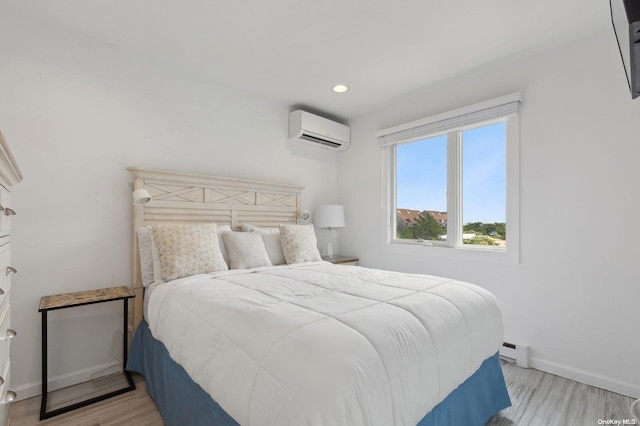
left=378, top=93, right=521, bottom=261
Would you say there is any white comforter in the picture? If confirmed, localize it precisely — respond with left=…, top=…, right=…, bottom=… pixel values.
left=146, top=262, right=503, bottom=426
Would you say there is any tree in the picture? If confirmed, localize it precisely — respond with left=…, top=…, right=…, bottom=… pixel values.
left=493, top=222, right=506, bottom=240
left=397, top=227, right=414, bottom=239
left=463, top=221, right=506, bottom=240
left=463, top=236, right=499, bottom=246
left=464, top=222, right=484, bottom=233
left=412, top=211, right=446, bottom=240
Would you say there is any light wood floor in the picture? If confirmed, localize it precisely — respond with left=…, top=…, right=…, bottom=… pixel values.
left=489, top=361, right=637, bottom=425
left=8, top=362, right=639, bottom=425
left=9, top=373, right=162, bottom=426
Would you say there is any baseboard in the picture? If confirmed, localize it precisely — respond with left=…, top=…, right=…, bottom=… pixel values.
left=11, top=360, right=123, bottom=401
left=529, top=356, right=640, bottom=399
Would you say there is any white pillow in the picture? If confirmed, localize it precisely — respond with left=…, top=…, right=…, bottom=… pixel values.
left=240, top=224, right=286, bottom=265
left=260, top=233, right=286, bottom=265
left=136, top=227, right=165, bottom=286
left=216, top=224, right=232, bottom=266
left=221, top=232, right=272, bottom=269
left=135, top=227, right=155, bottom=287
left=278, top=224, right=322, bottom=264
left=152, top=223, right=228, bottom=281
left=240, top=224, right=279, bottom=234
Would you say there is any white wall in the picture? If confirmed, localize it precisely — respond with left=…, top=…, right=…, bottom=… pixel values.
left=339, top=31, right=640, bottom=397
left=0, top=10, right=339, bottom=397
left=4, top=6, right=638, bottom=404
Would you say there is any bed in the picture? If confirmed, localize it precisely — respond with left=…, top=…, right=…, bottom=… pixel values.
left=125, top=167, right=511, bottom=426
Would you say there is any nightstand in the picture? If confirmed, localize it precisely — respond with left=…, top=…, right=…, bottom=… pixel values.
left=38, top=286, right=136, bottom=420
left=322, top=255, right=359, bottom=266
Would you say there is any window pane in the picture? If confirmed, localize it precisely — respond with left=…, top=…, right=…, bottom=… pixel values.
left=462, top=122, right=506, bottom=247
left=396, top=135, right=447, bottom=241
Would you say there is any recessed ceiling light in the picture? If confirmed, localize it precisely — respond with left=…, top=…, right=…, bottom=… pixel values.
left=332, top=84, right=349, bottom=93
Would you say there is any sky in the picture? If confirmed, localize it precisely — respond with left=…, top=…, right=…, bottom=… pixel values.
left=396, top=121, right=506, bottom=224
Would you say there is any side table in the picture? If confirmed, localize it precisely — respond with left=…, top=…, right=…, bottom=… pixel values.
left=322, top=255, right=359, bottom=265
left=38, top=286, right=136, bottom=420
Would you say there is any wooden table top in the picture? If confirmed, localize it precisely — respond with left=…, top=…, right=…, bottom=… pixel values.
left=322, top=255, right=359, bottom=264
left=39, top=286, right=135, bottom=312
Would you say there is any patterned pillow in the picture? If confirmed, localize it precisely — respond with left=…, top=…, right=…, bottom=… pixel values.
left=152, top=223, right=228, bottom=281
left=222, top=232, right=272, bottom=269
left=279, top=224, right=322, bottom=264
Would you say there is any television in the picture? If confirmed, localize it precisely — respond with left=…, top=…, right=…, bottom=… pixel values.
left=610, top=0, right=640, bottom=99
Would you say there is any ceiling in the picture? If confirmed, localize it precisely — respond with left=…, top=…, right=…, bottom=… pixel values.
left=3, top=1, right=612, bottom=119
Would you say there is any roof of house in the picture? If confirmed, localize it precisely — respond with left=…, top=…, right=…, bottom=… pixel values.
left=396, top=209, right=422, bottom=225
left=424, top=210, right=448, bottom=223
left=397, top=209, right=448, bottom=225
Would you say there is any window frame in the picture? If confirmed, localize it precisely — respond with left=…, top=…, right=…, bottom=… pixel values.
left=379, top=94, right=521, bottom=264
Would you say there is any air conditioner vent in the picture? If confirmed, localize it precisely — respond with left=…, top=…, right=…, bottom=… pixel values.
left=300, top=133, right=343, bottom=148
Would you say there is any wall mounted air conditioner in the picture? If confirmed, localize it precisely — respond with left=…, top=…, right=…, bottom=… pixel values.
left=288, top=110, right=350, bottom=151
left=610, top=0, right=640, bottom=99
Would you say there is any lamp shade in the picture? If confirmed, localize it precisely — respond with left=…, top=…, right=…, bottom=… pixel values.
left=314, top=204, right=345, bottom=228
left=132, top=188, right=152, bottom=205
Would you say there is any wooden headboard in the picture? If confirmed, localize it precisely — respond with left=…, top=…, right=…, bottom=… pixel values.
left=128, top=167, right=304, bottom=328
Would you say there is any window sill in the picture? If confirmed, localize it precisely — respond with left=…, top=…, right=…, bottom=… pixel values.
left=386, top=240, right=519, bottom=264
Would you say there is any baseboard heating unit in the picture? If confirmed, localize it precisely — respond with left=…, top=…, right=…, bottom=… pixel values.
left=499, top=342, right=529, bottom=368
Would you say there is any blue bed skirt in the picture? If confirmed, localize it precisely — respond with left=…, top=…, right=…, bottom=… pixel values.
left=127, top=320, right=510, bottom=425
